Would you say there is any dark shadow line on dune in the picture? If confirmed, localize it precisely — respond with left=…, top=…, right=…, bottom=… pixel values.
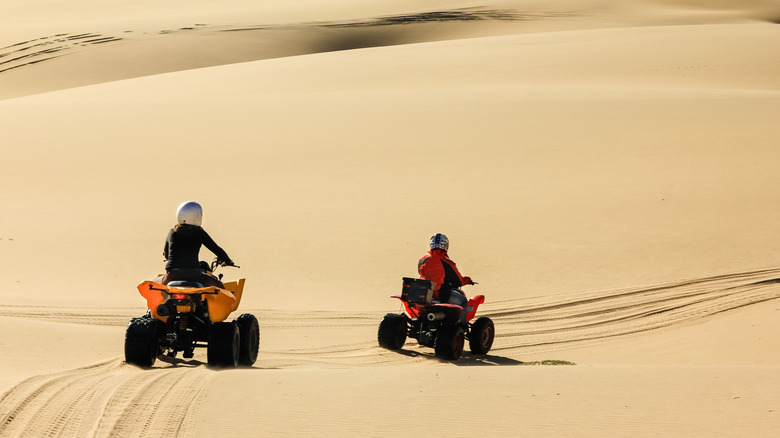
left=222, top=8, right=578, bottom=33
left=321, top=9, right=577, bottom=28
left=0, top=56, right=61, bottom=74
left=66, top=33, right=101, bottom=40
left=0, top=34, right=68, bottom=52
left=0, top=49, right=65, bottom=67
left=748, top=277, right=780, bottom=285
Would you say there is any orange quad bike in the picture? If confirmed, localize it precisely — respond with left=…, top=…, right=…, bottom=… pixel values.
left=125, top=259, right=259, bottom=368
left=377, top=278, right=495, bottom=361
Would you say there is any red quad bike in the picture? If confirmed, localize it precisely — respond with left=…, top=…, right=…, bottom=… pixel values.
left=124, top=259, right=259, bottom=368
left=378, top=278, right=495, bottom=360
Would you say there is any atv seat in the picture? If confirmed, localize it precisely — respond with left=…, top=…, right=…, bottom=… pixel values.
left=167, top=280, right=204, bottom=288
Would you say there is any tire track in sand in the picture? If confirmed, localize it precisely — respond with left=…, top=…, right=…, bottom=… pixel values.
left=485, top=268, right=780, bottom=353
left=0, top=33, right=123, bottom=74
left=1, top=268, right=778, bottom=436
left=0, top=360, right=213, bottom=438
left=257, top=268, right=780, bottom=364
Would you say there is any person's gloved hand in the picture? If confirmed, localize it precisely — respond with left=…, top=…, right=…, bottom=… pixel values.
left=462, top=276, right=474, bottom=285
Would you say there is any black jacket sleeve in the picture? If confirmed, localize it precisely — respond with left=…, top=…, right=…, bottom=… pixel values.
left=163, top=229, right=172, bottom=260
left=201, top=228, right=231, bottom=263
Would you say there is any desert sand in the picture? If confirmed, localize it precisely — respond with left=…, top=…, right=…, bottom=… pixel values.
left=1, top=0, right=779, bottom=436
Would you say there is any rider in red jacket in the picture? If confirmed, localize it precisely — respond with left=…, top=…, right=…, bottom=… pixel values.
left=418, top=233, right=473, bottom=322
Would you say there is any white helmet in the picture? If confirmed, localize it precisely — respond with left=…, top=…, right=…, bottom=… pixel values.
left=176, top=201, right=203, bottom=226
left=429, top=233, right=449, bottom=252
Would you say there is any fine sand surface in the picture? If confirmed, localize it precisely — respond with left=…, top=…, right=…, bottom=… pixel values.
left=1, top=0, right=780, bottom=436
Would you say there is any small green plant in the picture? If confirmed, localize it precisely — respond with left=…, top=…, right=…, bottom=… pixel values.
left=522, top=360, right=576, bottom=366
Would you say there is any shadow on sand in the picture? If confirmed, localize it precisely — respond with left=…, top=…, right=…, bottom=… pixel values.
left=157, top=355, right=204, bottom=368
left=389, top=348, right=528, bottom=366
left=455, top=354, right=527, bottom=366
left=156, top=355, right=282, bottom=370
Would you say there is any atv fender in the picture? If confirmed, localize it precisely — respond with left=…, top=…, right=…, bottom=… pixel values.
left=466, top=295, right=485, bottom=322
left=138, top=281, right=169, bottom=322
left=202, top=288, right=238, bottom=322
left=392, top=295, right=422, bottom=319
left=223, top=278, right=246, bottom=311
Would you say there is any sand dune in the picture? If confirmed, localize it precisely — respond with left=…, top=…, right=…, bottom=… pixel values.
left=1, top=0, right=780, bottom=436
left=0, top=4, right=591, bottom=99
left=3, top=0, right=778, bottom=99
left=1, top=268, right=778, bottom=436
left=3, top=360, right=778, bottom=437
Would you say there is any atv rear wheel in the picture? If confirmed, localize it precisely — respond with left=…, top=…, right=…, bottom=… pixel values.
left=435, top=325, right=465, bottom=360
left=469, top=317, right=495, bottom=355
left=125, top=317, right=163, bottom=367
left=377, top=313, right=407, bottom=350
left=208, top=322, right=240, bottom=367
left=235, top=313, right=260, bottom=366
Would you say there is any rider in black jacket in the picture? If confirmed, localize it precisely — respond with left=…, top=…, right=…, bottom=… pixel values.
left=161, top=201, right=233, bottom=288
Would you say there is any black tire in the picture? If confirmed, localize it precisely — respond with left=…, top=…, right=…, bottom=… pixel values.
left=208, top=322, right=240, bottom=367
left=434, top=325, right=465, bottom=360
left=235, top=313, right=260, bottom=366
left=125, top=317, right=163, bottom=367
left=377, top=313, right=407, bottom=350
left=469, top=317, right=495, bottom=355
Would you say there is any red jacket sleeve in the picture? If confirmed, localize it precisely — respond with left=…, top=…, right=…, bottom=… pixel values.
left=418, top=254, right=445, bottom=294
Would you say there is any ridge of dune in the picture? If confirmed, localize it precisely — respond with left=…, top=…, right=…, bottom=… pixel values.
left=0, top=4, right=592, bottom=100
left=2, top=0, right=780, bottom=99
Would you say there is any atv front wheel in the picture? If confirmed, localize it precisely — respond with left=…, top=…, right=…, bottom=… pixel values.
left=235, top=313, right=260, bottom=366
left=125, top=317, right=163, bottom=367
left=377, top=313, right=407, bottom=350
left=435, top=325, right=465, bottom=360
left=469, top=317, right=495, bottom=355
left=208, top=322, right=240, bottom=367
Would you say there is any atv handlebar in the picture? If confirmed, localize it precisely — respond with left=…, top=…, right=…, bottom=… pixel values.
left=211, top=258, right=240, bottom=272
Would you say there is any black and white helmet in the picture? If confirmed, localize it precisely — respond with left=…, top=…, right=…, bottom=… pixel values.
left=176, top=201, right=203, bottom=226
left=429, top=233, right=449, bottom=252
